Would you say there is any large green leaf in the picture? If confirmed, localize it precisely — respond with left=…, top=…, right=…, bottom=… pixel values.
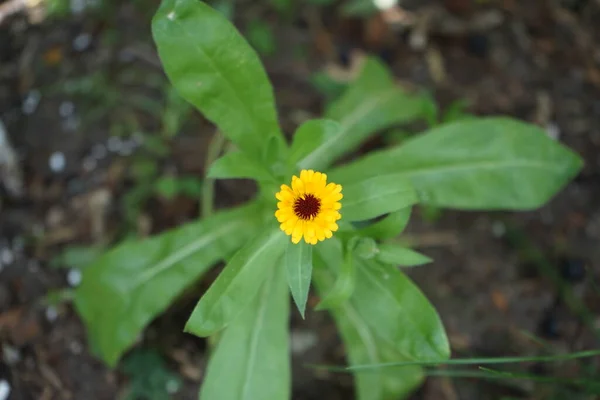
left=152, top=0, right=283, bottom=160
left=284, top=241, right=313, bottom=318
left=185, top=227, right=287, bottom=337
left=331, top=117, right=583, bottom=210
left=74, top=203, right=263, bottom=366
left=299, top=57, right=425, bottom=170
left=313, top=240, right=424, bottom=400
left=342, top=174, right=418, bottom=221
left=290, top=119, right=340, bottom=167
left=316, top=239, right=449, bottom=362
left=199, top=266, right=290, bottom=400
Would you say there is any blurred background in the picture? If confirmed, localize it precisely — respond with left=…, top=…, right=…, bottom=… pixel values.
left=0, top=0, right=599, bottom=399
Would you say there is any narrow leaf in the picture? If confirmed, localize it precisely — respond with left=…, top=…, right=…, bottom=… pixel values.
left=331, top=117, right=584, bottom=210
left=290, top=119, right=340, bottom=166
left=208, top=151, right=275, bottom=182
left=299, top=57, right=426, bottom=170
left=342, top=174, right=418, bottom=221
left=284, top=241, right=313, bottom=318
left=316, top=240, right=450, bottom=361
left=376, top=244, right=432, bottom=267
left=152, top=0, right=283, bottom=160
left=356, top=208, right=412, bottom=240
left=74, top=203, right=263, bottom=366
left=199, top=266, right=290, bottom=400
left=313, top=244, right=423, bottom=400
left=185, top=227, right=287, bottom=337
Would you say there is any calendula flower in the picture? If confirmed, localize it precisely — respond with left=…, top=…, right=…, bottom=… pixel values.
left=275, top=169, right=343, bottom=245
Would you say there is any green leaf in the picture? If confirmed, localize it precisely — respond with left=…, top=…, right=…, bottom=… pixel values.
left=247, top=19, right=276, bottom=56
left=185, top=227, right=287, bottom=337
left=284, top=241, right=313, bottom=318
left=354, top=260, right=449, bottom=360
left=342, top=0, right=378, bottom=16
left=152, top=0, right=283, bottom=160
left=208, top=151, right=275, bottom=182
left=154, top=176, right=181, bottom=199
left=331, top=117, right=584, bottom=210
left=356, top=208, right=411, bottom=240
left=315, top=240, right=355, bottom=310
left=342, top=174, right=418, bottom=221
left=50, top=245, right=103, bottom=269
left=376, top=244, right=432, bottom=267
left=289, top=119, right=340, bottom=167
left=313, top=244, right=424, bottom=399
left=316, top=241, right=450, bottom=361
left=122, top=349, right=182, bottom=400
left=74, top=203, right=263, bottom=366
left=353, top=237, right=378, bottom=260
left=199, top=266, right=290, bottom=400
left=299, top=57, right=425, bottom=170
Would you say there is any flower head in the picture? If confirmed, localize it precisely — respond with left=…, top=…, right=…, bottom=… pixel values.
left=275, top=169, right=342, bottom=245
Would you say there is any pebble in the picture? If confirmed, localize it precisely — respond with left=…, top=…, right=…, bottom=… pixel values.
left=45, top=306, right=58, bottom=322
left=49, top=151, right=66, bottom=173
left=70, top=0, right=86, bottom=14
left=69, top=341, right=83, bottom=355
left=166, top=379, right=180, bottom=394
left=22, top=90, right=41, bottom=115
left=107, top=136, right=122, bottom=153
left=67, top=269, right=82, bottom=287
left=545, top=122, right=560, bottom=140
left=374, top=0, right=397, bottom=10
left=0, top=380, right=10, bottom=400
left=2, top=345, right=20, bottom=366
left=82, top=157, right=97, bottom=173
left=72, top=33, right=92, bottom=52
left=290, top=330, right=318, bottom=354
left=0, top=249, right=13, bottom=266
left=59, top=101, right=75, bottom=118
left=491, top=221, right=506, bottom=237
left=91, top=143, right=107, bottom=160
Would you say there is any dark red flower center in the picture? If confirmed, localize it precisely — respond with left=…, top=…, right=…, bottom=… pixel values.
left=294, top=194, right=321, bottom=220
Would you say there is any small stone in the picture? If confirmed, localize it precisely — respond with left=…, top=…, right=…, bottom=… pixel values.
left=59, top=101, right=75, bottom=118
left=545, top=122, right=560, bottom=140
left=82, top=157, right=97, bottom=173
left=2, top=344, right=21, bottom=366
left=0, top=249, right=13, bottom=265
left=166, top=379, right=180, bottom=394
left=0, top=380, right=10, bottom=400
left=290, top=330, right=318, bottom=354
left=91, top=143, right=107, bottom=160
left=107, top=136, right=122, bottom=153
left=374, top=0, right=397, bottom=10
left=49, top=152, right=66, bottom=173
left=22, top=90, right=41, bottom=115
left=491, top=221, right=506, bottom=237
left=45, top=306, right=58, bottom=322
left=73, top=33, right=92, bottom=52
left=67, top=269, right=82, bottom=287
left=69, top=341, right=83, bottom=355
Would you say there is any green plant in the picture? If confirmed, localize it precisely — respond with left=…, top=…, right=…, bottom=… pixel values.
left=73, top=0, right=584, bottom=399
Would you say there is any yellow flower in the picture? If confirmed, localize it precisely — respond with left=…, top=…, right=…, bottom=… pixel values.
left=275, top=169, right=342, bottom=245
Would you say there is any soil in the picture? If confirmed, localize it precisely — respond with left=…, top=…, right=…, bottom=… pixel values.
left=0, top=0, right=599, bottom=399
